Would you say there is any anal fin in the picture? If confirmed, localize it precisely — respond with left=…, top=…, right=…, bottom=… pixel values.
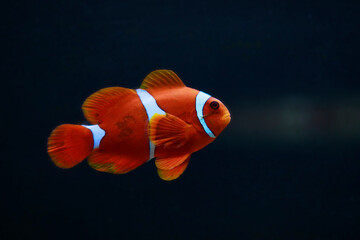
left=87, top=150, right=142, bottom=174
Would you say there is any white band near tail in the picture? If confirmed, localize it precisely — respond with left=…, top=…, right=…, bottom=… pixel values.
left=136, top=89, right=166, bottom=160
left=195, top=91, right=216, bottom=138
left=82, top=125, right=105, bottom=149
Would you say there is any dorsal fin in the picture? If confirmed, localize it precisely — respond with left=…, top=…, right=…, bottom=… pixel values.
left=140, top=70, right=186, bottom=90
left=82, top=87, right=136, bottom=124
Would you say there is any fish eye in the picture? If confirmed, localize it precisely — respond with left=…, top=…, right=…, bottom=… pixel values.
left=210, top=101, right=219, bottom=109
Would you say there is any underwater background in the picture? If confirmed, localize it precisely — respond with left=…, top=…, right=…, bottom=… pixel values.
left=3, top=1, right=360, bottom=239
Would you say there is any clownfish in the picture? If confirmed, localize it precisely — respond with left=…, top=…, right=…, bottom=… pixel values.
left=47, top=70, right=231, bottom=180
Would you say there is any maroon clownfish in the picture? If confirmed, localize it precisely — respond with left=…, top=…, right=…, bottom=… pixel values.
left=48, top=70, right=231, bottom=180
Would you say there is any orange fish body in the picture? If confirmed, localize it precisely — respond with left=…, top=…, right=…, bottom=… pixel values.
left=48, top=70, right=231, bottom=180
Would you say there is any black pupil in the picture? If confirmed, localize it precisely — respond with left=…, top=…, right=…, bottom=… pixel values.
left=210, top=101, right=219, bottom=109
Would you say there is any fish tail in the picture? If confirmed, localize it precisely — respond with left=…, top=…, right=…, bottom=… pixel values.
left=47, top=124, right=94, bottom=168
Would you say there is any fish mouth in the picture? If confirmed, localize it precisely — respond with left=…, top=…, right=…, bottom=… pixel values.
left=222, top=113, right=231, bottom=123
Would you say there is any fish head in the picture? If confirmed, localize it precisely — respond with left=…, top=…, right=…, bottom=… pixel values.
left=202, top=97, right=231, bottom=137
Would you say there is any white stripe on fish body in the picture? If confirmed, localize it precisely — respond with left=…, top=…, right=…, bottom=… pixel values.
left=82, top=124, right=106, bottom=149
left=136, top=89, right=166, bottom=161
left=195, top=91, right=216, bottom=138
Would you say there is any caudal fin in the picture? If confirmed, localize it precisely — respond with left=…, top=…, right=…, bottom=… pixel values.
left=47, top=124, right=93, bottom=168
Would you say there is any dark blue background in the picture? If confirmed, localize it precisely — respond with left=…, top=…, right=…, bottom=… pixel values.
left=3, top=1, right=360, bottom=239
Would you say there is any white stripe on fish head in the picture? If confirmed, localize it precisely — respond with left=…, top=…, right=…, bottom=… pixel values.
left=195, top=91, right=216, bottom=138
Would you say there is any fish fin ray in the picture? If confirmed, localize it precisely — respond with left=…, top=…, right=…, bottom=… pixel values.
left=87, top=150, right=141, bottom=174
left=140, top=70, right=185, bottom=90
left=47, top=124, right=93, bottom=168
left=157, top=156, right=190, bottom=181
left=155, top=154, right=190, bottom=170
left=82, top=87, right=136, bottom=124
left=149, top=113, right=194, bottom=149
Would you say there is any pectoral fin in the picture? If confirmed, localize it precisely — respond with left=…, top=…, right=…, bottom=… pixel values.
left=148, top=113, right=194, bottom=149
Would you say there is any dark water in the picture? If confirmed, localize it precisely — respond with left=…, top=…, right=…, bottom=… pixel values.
left=3, top=1, right=360, bottom=239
